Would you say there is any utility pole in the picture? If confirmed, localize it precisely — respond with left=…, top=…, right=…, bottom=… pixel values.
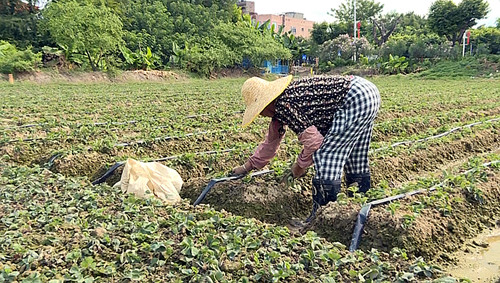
left=462, top=30, right=471, bottom=57
left=353, top=0, right=357, bottom=62
left=462, top=31, right=466, bottom=57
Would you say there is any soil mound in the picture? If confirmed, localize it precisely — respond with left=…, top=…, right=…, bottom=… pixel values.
left=3, top=70, right=185, bottom=83
left=181, top=177, right=312, bottom=225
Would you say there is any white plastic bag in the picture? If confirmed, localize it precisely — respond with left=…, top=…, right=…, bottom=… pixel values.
left=114, top=159, right=183, bottom=204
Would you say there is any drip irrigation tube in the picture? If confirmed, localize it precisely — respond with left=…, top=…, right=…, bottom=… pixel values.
left=114, top=130, right=224, bottom=147
left=3, top=111, right=244, bottom=132
left=91, top=148, right=236, bottom=185
left=193, top=169, right=274, bottom=206
left=5, top=116, right=498, bottom=147
left=110, top=116, right=498, bottom=149
left=348, top=160, right=500, bottom=252
left=3, top=120, right=138, bottom=131
left=10, top=123, right=49, bottom=129
left=369, top=118, right=500, bottom=154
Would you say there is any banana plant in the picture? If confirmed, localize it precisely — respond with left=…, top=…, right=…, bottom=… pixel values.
left=121, top=46, right=160, bottom=70
left=139, top=47, right=159, bottom=70
left=170, top=42, right=189, bottom=68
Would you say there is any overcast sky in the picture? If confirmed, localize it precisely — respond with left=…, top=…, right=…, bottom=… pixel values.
left=251, top=0, right=500, bottom=26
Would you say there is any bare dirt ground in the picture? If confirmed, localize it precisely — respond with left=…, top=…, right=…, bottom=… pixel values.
left=447, top=226, right=500, bottom=283
left=2, top=70, right=185, bottom=83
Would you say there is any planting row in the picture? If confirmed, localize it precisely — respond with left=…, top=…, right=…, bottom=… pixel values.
left=1, top=101, right=498, bottom=149
left=0, top=162, right=465, bottom=282
left=1, top=77, right=497, bottom=132
left=309, top=154, right=500, bottom=260
left=2, top=117, right=498, bottom=185
left=1, top=110, right=498, bottom=173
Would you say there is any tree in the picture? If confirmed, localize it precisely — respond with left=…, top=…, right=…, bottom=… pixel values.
left=496, top=18, right=500, bottom=28
left=372, top=12, right=402, bottom=46
left=428, top=0, right=489, bottom=46
left=0, top=0, right=45, bottom=49
left=173, top=21, right=291, bottom=76
left=320, top=35, right=372, bottom=62
left=311, top=22, right=350, bottom=45
left=0, top=40, right=41, bottom=73
left=311, top=22, right=331, bottom=45
left=330, top=0, right=384, bottom=26
left=42, top=1, right=123, bottom=71
left=121, top=0, right=239, bottom=66
left=471, top=27, right=500, bottom=54
left=392, top=12, right=428, bottom=36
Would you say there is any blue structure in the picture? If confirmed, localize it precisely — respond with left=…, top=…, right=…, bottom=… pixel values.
left=263, top=60, right=289, bottom=74
left=242, top=57, right=252, bottom=69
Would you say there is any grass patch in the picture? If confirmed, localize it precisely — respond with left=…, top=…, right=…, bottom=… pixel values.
left=415, top=56, right=500, bottom=79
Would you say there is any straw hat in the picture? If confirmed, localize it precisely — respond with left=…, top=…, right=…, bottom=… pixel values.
left=241, top=75, right=293, bottom=127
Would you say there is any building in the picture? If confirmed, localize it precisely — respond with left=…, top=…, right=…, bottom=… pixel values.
left=254, top=13, right=314, bottom=38
left=237, top=0, right=255, bottom=15
left=238, top=1, right=314, bottom=39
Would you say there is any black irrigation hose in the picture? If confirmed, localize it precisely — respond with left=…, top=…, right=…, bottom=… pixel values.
left=348, top=160, right=500, bottom=252
left=44, top=152, right=62, bottom=169
left=91, top=148, right=237, bottom=185
left=349, top=204, right=371, bottom=252
left=193, top=169, right=274, bottom=206
left=91, top=162, right=125, bottom=185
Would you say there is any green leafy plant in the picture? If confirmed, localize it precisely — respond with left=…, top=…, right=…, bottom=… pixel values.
left=386, top=201, right=401, bottom=215
left=0, top=41, right=41, bottom=73
left=42, top=1, right=123, bottom=71
left=381, top=54, right=409, bottom=74
left=121, top=46, right=161, bottom=70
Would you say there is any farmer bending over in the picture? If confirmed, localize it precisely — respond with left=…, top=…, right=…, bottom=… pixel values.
left=232, top=75, right=381, bottom=223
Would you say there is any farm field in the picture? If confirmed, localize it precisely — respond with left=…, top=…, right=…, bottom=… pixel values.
left=0, top=75, right=499, bottom=282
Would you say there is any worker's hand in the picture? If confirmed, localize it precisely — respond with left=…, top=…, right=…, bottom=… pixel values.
left=231, top=162, right=252, bottom=176
left=291, top=162, right=307, bottom=178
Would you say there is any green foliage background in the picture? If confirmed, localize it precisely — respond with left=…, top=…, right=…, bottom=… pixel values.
left=42, top=1, right=124, bottom=71
left=0, top=40, right=41, bottom=73
left=0, top=0, right=498, bottom=75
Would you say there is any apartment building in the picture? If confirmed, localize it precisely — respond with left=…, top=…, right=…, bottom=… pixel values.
left=238, top=1, right=314, bottom=38
left=236, top=0, right=255, bottom=15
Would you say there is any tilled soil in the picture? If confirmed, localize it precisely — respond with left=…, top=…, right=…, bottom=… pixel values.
left=4, top=118, right=498, bottom=263
left=180, top=176, right=312, bottom=226
left=41, top=126, right=498, bottom=188
left=370, top=127, right=500, bottom=186
left=2, top=112, right=498, bottom=171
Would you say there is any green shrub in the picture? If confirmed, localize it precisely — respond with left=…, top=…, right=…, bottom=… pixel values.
left=471, top=27, right=500, bottom=54
left=172, top=21, right=292, bottom=77
left=0, top=41, right=41, bottom=74
left=381, top=38, right=408, bottom=58
left=380, top=33, right=452, bottom=60
left=380, top=54, right=409, bottom=74
left=319, top=35, right=372, bottom=65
